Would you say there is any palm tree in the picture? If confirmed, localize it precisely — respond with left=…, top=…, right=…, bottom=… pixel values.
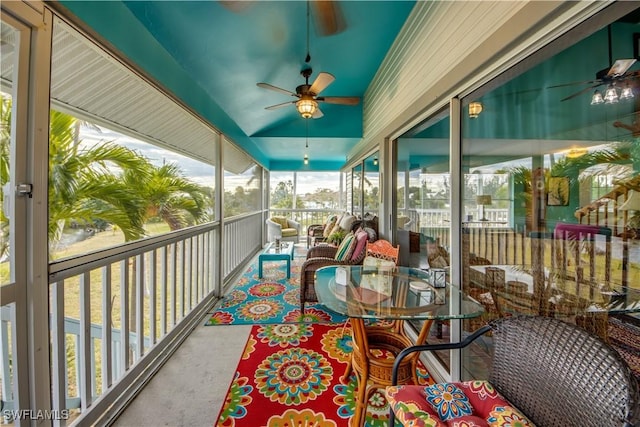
left=48, top=110, right=151, bottom=250
left=122, top=162, right=210, bottom=230
left=0, top=94, right=11, bottom=259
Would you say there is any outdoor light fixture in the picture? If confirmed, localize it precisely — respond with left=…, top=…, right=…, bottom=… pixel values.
left=296, top=96, right=318, bottom=119
left=304, top=154, right=309, bottom=165
left=468, top=101, right=483, bottom=118
left=591, top=89, right=604, bottom=105
left=476, top=194, right=492, bottom=221
left=373, top=157, right=378, bottom=166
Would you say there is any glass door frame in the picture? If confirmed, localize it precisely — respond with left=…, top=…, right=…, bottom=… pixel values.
left=1, top=2, right=54, bottom=421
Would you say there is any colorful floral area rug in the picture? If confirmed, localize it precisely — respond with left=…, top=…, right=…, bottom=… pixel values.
left=205, top=246, right=348, bottom=325
left=608, top=315, right=640, bottom=380
left=215, top=322, right=432, bottom=427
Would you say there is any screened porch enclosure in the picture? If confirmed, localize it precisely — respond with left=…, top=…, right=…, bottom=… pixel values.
left=1, top=1, right=639, bottom=426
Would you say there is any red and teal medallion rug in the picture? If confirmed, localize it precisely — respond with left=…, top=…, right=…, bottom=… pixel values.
left=215, top=322, right=432, bottom=427
left=205, top=250, right=348, bottom=325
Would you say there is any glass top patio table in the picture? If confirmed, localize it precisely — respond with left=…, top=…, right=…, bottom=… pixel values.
left=314, top=265, right=485, bottom=321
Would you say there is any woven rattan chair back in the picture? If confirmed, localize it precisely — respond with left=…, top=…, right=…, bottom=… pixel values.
left=365, top=240, right=399, bottom=264
left=490, top=316, right=639, bottom=427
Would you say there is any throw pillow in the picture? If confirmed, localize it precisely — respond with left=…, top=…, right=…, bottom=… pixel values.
left=327, top=213, right=345, bottom=237
left=323, top=215, right=338, bottom=238
left=334, top=232, right=357, bottom=261
left=271, top=216, right=289, bottom=228
left=350, top=229, right=369, bottom=261
left=363, top=227, right=377, bottom=242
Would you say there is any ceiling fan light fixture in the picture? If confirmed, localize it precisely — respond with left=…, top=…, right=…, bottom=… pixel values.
left=590, top=89, right=604, bottom=105
left=604, top=84, right=619, bottom=104
left=621, top=84, right=634, bottom=100
left=296, top=98, right=318, bottom=119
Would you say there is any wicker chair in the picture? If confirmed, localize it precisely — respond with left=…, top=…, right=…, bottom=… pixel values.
left=386, top=315, right=640, bottom=427
left=299, top=242, right=367, bottom=313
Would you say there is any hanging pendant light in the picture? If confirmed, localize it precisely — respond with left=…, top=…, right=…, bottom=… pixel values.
left=303, top=121, right=310, bottom=164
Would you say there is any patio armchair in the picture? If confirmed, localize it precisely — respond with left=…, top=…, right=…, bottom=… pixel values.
left=300, top=228, right=369, bottom=313
left=386, top=315, right=640, bottom=427
left=306, top=213, right=340, bottom=247
left=266, top=216, right=301, bottom=242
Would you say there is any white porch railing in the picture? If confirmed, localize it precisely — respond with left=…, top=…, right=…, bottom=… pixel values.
left=46, top=223, right=221, bottom=425
left=0, top=213, right=266, bottom=426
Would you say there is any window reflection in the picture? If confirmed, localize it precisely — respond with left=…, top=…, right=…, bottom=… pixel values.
left=363, top=152, right=379, bottom=217
left=461, top=10, right=640, bottom=380
left=396, top=111, right=451, bottom=372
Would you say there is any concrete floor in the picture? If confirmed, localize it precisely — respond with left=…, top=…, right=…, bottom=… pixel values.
left=111, top=321, right=252, bottom=427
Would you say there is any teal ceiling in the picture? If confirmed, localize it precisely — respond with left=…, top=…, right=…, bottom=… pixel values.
left=57, top=0, right=416, bottom=170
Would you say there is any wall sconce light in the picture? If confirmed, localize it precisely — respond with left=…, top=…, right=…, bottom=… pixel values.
left=296, top=96, right=318, bottom=119
left=304, top=154, right=309, bottom=165
left=468, top=101, right=483, bottom=118
left=373, top=157, right=378, bottom=166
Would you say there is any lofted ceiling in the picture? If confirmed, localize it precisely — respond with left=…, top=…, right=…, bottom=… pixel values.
left=55, top=0, right=416, bottom=170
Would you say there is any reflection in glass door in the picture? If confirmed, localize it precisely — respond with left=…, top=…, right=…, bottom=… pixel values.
left=395, top=109, right=452, bottom=375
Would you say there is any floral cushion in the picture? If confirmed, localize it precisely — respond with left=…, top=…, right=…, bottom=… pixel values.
left=386, top=380, right=535, bottom=426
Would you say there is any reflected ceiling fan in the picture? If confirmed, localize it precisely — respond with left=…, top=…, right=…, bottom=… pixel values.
left=552, top=26, right=640, bottom=103
left=256, top=0, right=359, bottom=119
left=553, top=58, right=639, bottom=102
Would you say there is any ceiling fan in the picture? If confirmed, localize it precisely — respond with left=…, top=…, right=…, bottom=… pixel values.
left=552, top=25, right=640, bottom=103
left=257, top=67, right=359, bottom=119
left=219, top=0, right=346, bottom=37
left=553, top=58, right=640, bottom=102
left=256, top=0, right=358, bottom=118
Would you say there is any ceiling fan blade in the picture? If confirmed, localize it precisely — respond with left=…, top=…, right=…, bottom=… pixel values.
left=547, top=79, right=602, bottom=89
left=312, top=106, right=324, bottom=119
left=265, top=101, right=295, bottom=110
left=309, top=72, right=335, bottom=95
left=257, top=82, right=297, bottom=97
left=218, top=1, right=255, bottom=12
left=560, top=83, right=603, bottom=102
left=311, top=0, right=346, bottom=36
left=607, top=59, right=637, bottom=77
left=316, top=96, right=360, bottom=105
